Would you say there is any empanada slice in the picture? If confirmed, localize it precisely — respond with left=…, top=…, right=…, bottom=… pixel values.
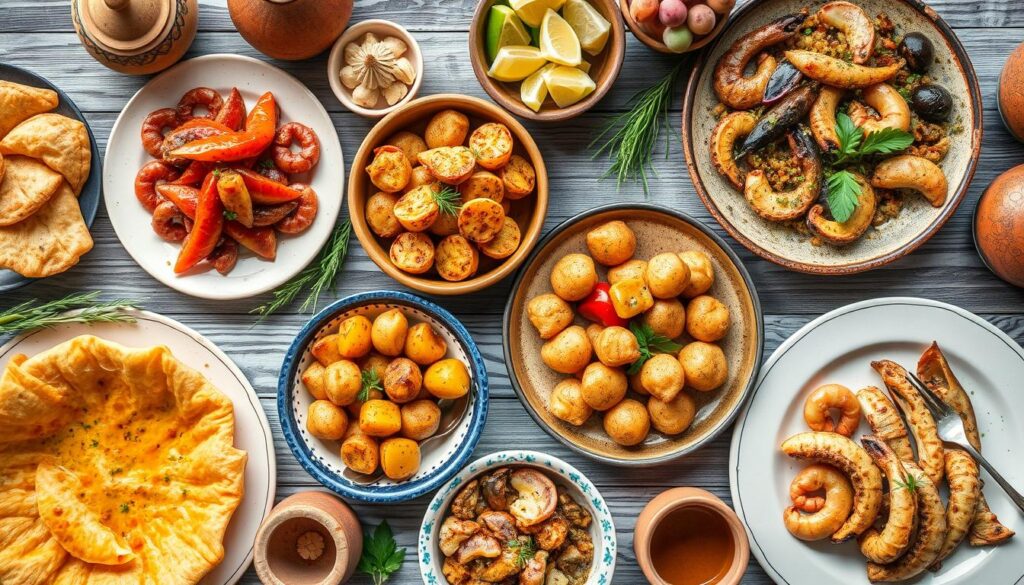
left=0, top=113, right=91, bottom=195
left=0, top=81, right=58, bottom=138
left=0, top=155, right=63, bottom=226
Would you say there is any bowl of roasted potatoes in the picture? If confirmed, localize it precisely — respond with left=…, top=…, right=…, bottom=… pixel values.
left=349, top=94, right=548, bottom=295
left=503, top=203, right=764, bottom=466
left=278, top=290, right=489, bottom=503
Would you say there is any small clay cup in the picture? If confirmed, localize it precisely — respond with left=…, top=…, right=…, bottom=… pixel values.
left=254, top=491, right=363, bottom=585
left=634, top=487, right=749, bottom=585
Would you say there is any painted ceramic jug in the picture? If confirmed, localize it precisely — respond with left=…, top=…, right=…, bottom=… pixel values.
left=72, top=0, right=199, bottom=75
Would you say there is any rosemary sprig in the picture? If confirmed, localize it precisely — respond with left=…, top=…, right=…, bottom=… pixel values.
left=893, top=473, right=919, bottom=493
left=432, top=186, right=462, bottom=216
left=506, top=536, right=536, bottom=568
left=251, top=220, right=353, bottom=319
left=358, top=368, right=383, bottom=402
left=0, top=291, right=139, bottom=335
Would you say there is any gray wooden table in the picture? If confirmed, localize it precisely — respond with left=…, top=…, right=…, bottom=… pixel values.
left=2, top=0, right=1023, bottom=583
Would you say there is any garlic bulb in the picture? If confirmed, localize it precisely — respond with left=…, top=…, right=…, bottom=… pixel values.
left=340, top=32, right=417, bottom=109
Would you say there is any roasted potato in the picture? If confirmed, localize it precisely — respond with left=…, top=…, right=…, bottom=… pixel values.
left=640, top=353, right=685, bottom=402
left=346, top=388, right=383, bottom=419
left=359, top=399, right=402, bottom=436
left=548, top=378, right=593, bottom=426
left=311, top=333, right=343, bottom=366
left=380, top=437, right=421, bottom=480
left=678, top=342, right=728, bottom=392
left=643, top=299, right=685, bottom=340
left=580, top=362, right=627, bottom=411
left=629, top=370, right=648, bottom=395
left=468, top=123, right=514, bottom=170
left=425, top=109, right=470, bottom=148
left=325, top=359, right=362, bottom=406
left=541, top=325, right=593, bottom=374
left=586, top=221, right=636, bottom=266
left=393, top=185, right=440, bottom=232
left=387, top=130, right=429, bottom=163
left=550, top=253, right=598, bottom=301
left=341, top=431, right=380, bottom=474
left=404, top=322, right=448, bottom=365
left=428, top=208, right=460, bottom=237
left=365, top=191, right=403, bottom=238
left=648, top=392, right=696, bottom=435
left=646, top=252, right=690, bottom=299
left=424, top=358, right=471, bottom=399
left=400, top=399, right=442, bottom=440
left=603, top=399, right=650, bottom=446
left=390, top=232, right=435, bottom=274
left=435, top=234, right=480, bottom=282
left=594, top=326, right=641, bottom=367
left=608, top=259, right=647, bottom=285
left=457, top=198, right=505, bottom=244
left=479, top=217, right=521, bottom=260
left=678, top=250, right=715, bottom=297
left=307, top=400, right=348, bottom=440
left=404, top=165, right=438, bottom=194
left=371, top=308, right=409, bottom=356
left=685, top=295, right=730, bottom=342
left=459, top=171, right=504, bottom=202
left=384, top=357, right=422, bottom=403
left=301, top=362, right=329, bottom=400
left=609, top=277, right=654, bottom=319
left=500, top=154, right=536, bottom=199
left=366, top=145, right=412, bottom=193
left=337, top=315, right=373, bottom=359
left=526, top=293, right=574, bottom=340
left=418, top=146, right=476, bottom=185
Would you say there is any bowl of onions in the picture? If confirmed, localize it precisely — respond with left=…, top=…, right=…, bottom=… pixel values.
left=620, top=0, right=735, bottom=53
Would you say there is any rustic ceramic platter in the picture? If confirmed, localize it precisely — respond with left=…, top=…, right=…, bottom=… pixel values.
left=730, top=297, right=1024, bottom=584
left=682, top=0, right=982, bottom=274
left=503, top=203, right=763, bottom=466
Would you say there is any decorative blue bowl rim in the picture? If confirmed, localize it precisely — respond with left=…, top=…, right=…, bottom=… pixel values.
left=277, top=290, right=490, bottom=503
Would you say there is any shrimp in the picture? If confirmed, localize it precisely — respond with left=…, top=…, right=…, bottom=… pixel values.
left=272, top=122, right=321, bottom=174
left=785, top=50, right=903, bottom=89
left=713, top=12, right=805, bottom=110
left=744, top=126, right=822, bottom=222
left=207, top=239, right=238, bottom=275
left=710, top=111, right=758, bottom=190
left=848, top=83, right=911, bottom=134
left=803, top=383, right=862, bottom=437
left=858, top=436, right=916, bottom=564
left=176, top=87, right=224, bottom=122
left=809, top=87, right=845, bottom=153
left=818, top=1, right=875, bottom=64
left=140, top=108, right=180, bottom=158
left=134, top=161, right=181, bottom=213
left=151, top=200, right=189, bottom=242
left=275, top=184, right=318, bottom=234
left=783, top=464, right=855, bottom=541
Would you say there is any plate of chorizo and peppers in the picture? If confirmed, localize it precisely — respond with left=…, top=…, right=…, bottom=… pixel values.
left=104, top=54, right=343, bottom=299
left=683, top=0, right=982, bottom=274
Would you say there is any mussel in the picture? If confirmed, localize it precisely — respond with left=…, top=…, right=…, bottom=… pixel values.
left=763, top=60, right=804, bottom=105
left=737, top=83, right=817, bottom=158
left=910, top=84, right=953, bottom=122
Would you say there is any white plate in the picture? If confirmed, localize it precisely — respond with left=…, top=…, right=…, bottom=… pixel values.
left=730, top=297, right=1024, bottom=585
left=104, top=54, right=344, bottom=299
left=0, top=311, right=276, bottom=585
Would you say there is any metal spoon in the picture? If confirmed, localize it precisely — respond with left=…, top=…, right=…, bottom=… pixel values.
left=343, top=396, right=470, bottom=485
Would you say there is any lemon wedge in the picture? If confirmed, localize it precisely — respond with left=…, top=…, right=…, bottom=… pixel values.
left=486, top=5, right=532, bottom=62
left=509, top=0, right=566, bottom=28
left=539, top=9, right=581, bottom=66
left=521, top=63, right=558, bottom=112
left=563, top=0, right=611, bottom=55
left=543, top=65, right=596, bottom=108
left=488, top=45, right=548, bottom=82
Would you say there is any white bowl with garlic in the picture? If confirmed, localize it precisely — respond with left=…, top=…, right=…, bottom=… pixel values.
left=328, top=20, right=423, bottom=118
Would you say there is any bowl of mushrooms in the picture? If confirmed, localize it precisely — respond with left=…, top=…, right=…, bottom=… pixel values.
left=328, top=19, right=423, bottom=118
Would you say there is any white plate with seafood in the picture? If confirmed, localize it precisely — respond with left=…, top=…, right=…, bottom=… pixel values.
left=730, top=297, right=1023, bottom=584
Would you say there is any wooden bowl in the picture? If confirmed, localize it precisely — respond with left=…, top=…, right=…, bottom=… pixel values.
left=619, top=0, right=730, bottom=54
left=468, top=0, right=625, bottom=122
left=682, top=0, right=982, bottom=274
left=502, top=203, right=764, bottom=466
left=348, top=94, right=548, bottom=295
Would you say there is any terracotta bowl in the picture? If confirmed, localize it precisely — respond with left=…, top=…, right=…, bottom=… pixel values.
left=619, top=0, right=730, bottom=54
left=468, top=0, right=625, bottom=121
left=682, top=0, right=983, bottom=274
left=327, top=19, right=423, bottom=119
left=348, top=94, right=548, bottom=295
left=502, top=203, right=764, bottom=466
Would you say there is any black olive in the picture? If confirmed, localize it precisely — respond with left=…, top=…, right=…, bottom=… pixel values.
left=911, top=84, right=953, bottom=122
left=899, top=33, right=935, bottom=73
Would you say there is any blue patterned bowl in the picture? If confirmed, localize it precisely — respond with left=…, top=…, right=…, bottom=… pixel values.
left=419, top=450, right=616, bottom=584
left=278, top=291, right=489, bottom=503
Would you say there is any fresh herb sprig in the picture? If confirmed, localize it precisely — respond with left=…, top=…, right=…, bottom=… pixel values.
left=826, top=113, right=914, bottom=222
left=0, top=291, right=139, bottom=335
left=357, top=521, right=405, bottom=585
left=893, top=473, right=920, bottom=493
left=358, top=368, right=383, bottom=402
left=432, top=186, right=462, bottom=217
left=251, top=220, right=352, bottom=319
left=507, top=536, right=536, bottom=568
left=627, top=322, right=683, bottom=375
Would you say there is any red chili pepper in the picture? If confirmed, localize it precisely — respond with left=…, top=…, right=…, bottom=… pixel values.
left=156, top=182, right=277, bottom=260
left=169, top=92, right=277, bottom=162
left=578, top=282, right=627, bottom=327
left=232, top=167, right=304, bottom=204
left=174, top=173, right=224, bottom=273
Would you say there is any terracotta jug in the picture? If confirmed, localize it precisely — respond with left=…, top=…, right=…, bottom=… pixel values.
left=228, top=0, right=353, bottom=61
left=71, top=0, right=198, bottom=75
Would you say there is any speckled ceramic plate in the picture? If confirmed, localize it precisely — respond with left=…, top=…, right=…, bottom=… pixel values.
left=683, top=0, right=982, bottom=274
left=503, top=203, right=764, bottom=466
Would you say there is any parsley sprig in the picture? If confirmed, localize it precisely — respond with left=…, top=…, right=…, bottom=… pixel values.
left=358, top=368, right=383, bottom=402
left=627, top=322, right=683, bottom=375
left=432, top=186, right=462, bottom=217
left=826, top=113, right=914, bottom=222
left=357, top=521, right=405, bottom=585
left=507, top=536, right=536, bottom=568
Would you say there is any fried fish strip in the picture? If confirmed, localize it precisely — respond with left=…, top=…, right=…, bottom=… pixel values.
left=872, top=360, right=944, bottom=484
left=867, top=462, right=946, bottom=582
left=931, top=449, right=980, bottom=568
left=857, top=386, right=915, bottom=462
left=858, top=436, right=916, bottom=564
left=969, top=490, right=1016, bottom=546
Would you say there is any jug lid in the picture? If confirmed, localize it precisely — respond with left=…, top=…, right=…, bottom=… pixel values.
left=78, top=0, right=175, bottom=53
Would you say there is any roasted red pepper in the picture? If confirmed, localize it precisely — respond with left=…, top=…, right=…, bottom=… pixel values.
left=174, top=173, right=223, bottom=273
left=172, top=161, right=212, bottom=186
left=156, top=182, right=277, bottom=259
left=578, top=282, right=628, bottom=327
left=233, top=167, right=303, bottom=204
left=169, top=92, right=277, bottom=162
left=214, top=87, right=247, bottom=131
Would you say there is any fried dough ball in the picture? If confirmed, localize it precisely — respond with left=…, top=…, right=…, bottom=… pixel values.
left=307, top=400, right=349, bottom=440
left=325, top=359, right=362, bottom=406
left=527, top=293, right=574, bottom=339
left=425, top=109, right=470, bottom=148
left=585, top=220, right=636, bottom=266
left=384, top=357, right=422, bottom=404
left=585, top=323, right=604, bottom=347
left=678, top=250, right=715, bottom=297
left=541, top=325, right=593, bottom=374
left=424, top=358, right=471, bottom=399
left=645, top=252, right=691, bottom=299
left=365, top=191, right=402, bottom=238
left=678, top=342, right=728, bottom=392
left=607, top=259, right=647, bottom=285
left=371, top=308, right=409, bottom=356
left=639, top=353, right=685, bottom=402
left=301, top=362, right=328, bottom=400
left=648, top=392, right=696, bottom=435
left=548, top=378, right=593, bottom=426
left=629, top=370, right=648, bottom=395
left=405, top=322, right=448, bottom=365
left=580, top=362, right=627, bottom=411
left=594, top=326, right=641, bottom=367
left=550, top=253, right=598, bottom=301
left=686, top=295, right=731, bottom=342
left=400, top=399, right=442, bottom=440
left=387, top=130, right=429, bottom=163
left=366, top=145, right=412, bottom=193
left=337, top=315, right=373, bottom=359
left=643, top=299, right=685, bottom=340
left=603, top=399, right=650, bottom=446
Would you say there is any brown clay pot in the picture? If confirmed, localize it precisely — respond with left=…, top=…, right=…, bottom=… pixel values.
left=71, top=0, right=198, bottom=75
left=974, top=164, right=1024, bottom=288
left=228, top=0, right=353, bottom=61
left=998, top=42, right=1024, bottom=142
left=253, top=491, right=363, bottom=585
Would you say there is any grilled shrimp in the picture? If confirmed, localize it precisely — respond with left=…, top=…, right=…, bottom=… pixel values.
left=710, top=111, right=758, bottom=190
left=932, top=449, right=980, bottom=568
left=849, top=83, right=911, bottom=134
left=870, top=155, right=948, bottom=207
left=857, top=386, right=915, bottom=462
left=151, top=200, right=189, bottom=242
left=784, top=464, right=854, bottom=541
left=866, top=462, right=946, bottom=582
left=872, top=360, right=944, bottom=485
left=275, top=184, right=318, bottom=234
left=713, top=12, right=805, bottom=110
left=803, top=383, right=862, bottom=437
left=818, top=1, right=875, bottom=64
left=858, top=436, right=915, bottom=564
left=809, top=87, right=845, bottom=152
left=785, top=50, right=903, bottom=89
left=134, top=160, right=181, bottom=213
left=744, top=126, right=821, bottom=222
left=176, top=87, right=224, bottom=122
left=273, top=122, right=321, bottom=174
left=140, top=108, right=180, bottom=158
left=970, top=489, right=1016, bottom=546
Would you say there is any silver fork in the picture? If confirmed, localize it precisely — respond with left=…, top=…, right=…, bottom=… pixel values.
left=907, top=372, right=1024, bottom=515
